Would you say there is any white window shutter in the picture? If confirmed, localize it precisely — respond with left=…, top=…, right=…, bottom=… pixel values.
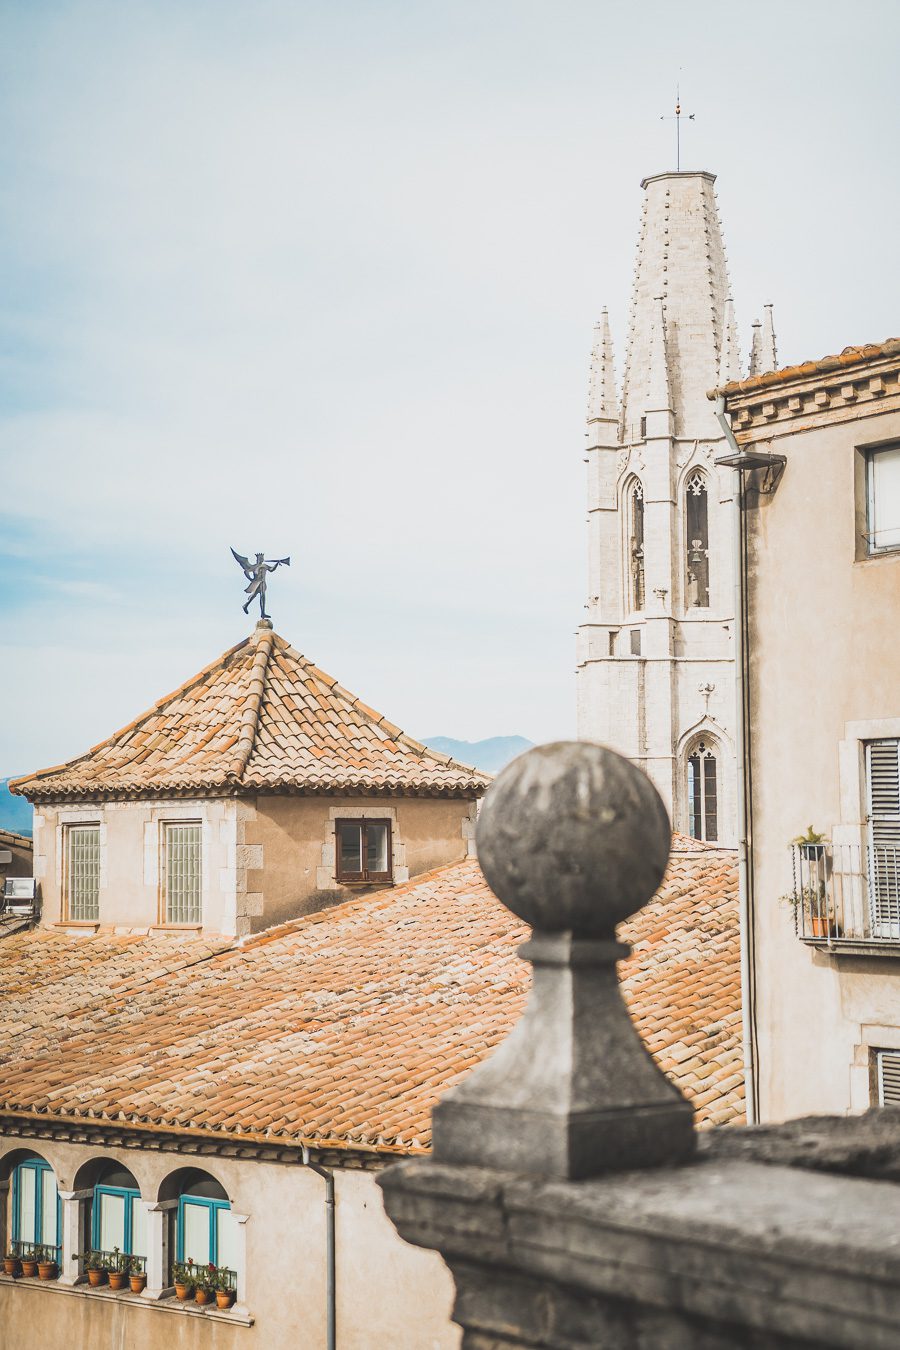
left=877, top=1050, right=900, bottom=1106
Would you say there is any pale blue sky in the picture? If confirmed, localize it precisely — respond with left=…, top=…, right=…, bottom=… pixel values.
left=1, top=0, right=898, bottom=773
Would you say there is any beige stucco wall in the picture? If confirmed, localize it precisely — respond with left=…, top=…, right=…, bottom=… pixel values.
left=738, top=389, right=900, bottom=1121
left=241, top=795, right=477, bottom=931
left=0, top=1132, right=460, bottom=1350
left=31, top=794, right=478, bottom=937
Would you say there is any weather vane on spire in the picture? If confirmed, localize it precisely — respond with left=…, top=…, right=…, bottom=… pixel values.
left=660, top=81, right=695, bottom=173
left=230, top=548, right=290, bottom=622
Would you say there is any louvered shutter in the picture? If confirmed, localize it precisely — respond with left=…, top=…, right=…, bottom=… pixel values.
left=877, top=1050, right=900, bottom=1106
left=867, top=741, right=900, bottom=935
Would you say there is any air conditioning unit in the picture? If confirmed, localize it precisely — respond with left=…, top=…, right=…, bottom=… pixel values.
left=3, top=878, right=38, bottom=914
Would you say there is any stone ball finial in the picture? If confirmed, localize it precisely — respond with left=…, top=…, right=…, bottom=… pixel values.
left=476, top=741, right=671, bottom=938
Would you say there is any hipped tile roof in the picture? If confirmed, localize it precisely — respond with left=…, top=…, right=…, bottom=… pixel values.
left=0, top=842, right=743, bottom=1153
left=10, top=627, right=489, bottom=802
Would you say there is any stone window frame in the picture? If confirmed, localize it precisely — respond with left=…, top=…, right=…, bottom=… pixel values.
left=55, top=808, right=106, bottom=928
left=620, top=473, right=645, bottom=618
left=159, top=819, right=203, bottom=927
left=317, top=805, right=409, bottom=891
left=334, top=817, right=393, bottom=885
left=139, top=802, right=213, bottom=930
left=855, top=438, right=900, bottom=560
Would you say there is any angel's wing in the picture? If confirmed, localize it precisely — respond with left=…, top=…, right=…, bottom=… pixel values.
left=230, top=546, right=251, bottom=571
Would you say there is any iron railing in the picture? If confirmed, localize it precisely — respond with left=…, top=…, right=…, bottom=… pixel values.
left=170, top=1261, right=236, bottom=1291
left=792, top=843, right=900, bottom=944
left=12, top=1241, right=61, bottom=1264
left=88, top=1248, right=147, bottom=1273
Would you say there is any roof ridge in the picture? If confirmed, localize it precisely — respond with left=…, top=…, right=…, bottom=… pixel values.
left=9, top=635, right=254, bottom=796
left=227, top=626, right=275, bottom=782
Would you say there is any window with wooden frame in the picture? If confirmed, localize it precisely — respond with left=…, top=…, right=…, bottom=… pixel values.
left=866, top=444, right=900, bottom=555
left=335, top=819, right=392, bottom=884
left=65, top=823, right=101, bottom=922
left=162, top=821, right=202, bottom=925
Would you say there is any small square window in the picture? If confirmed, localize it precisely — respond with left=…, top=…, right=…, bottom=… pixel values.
left=866, top=445, right=900, bottom=554
left=335, top=820, right=392, bottom=884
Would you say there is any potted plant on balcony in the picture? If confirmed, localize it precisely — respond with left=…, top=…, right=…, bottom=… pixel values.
left=80, top=1249, right=108, bottom=1287
left=215, top=1268, right=236, bottom=1310
left=172, top=1258, right=196, bottom=1302
left=37, top=1246, right=58, bottom=1280
left=194, top=1262, right=217, bottom=1306
left=107, top=1247, right=129, bottom=1291
left=19, top=1251, right=39, bottom=1278
left=3, top=1249, right=21, bottom=1277
left=128, top=1255, right=147, bottom=1294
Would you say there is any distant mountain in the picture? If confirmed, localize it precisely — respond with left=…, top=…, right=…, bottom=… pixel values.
left=424, top=736, right=533, bottom=775
left=0, top=779, right=32, bottom=838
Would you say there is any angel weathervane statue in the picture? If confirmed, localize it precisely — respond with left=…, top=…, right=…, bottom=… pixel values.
left=231, top=548, right=291, bottom=621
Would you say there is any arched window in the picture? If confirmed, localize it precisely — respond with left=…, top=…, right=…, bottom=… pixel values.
left=171, top=1170, right=239, bottom=1283
left=629, top=480, right=645, bottom=612
left=687, top=740, right=718, bottom=842
left=92, top=1162, right=145, bottom=1263
left=11, top=1156, right=60, bottom=1261
left=685, top=470, right=710, bottom=608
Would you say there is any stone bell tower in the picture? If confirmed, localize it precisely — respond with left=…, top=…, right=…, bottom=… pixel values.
left=575, top=170, right=778, bottom=846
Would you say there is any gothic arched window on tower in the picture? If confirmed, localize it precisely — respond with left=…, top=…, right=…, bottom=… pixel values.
left=685, top=470, right=710, bottom=608
left=629, top=481, right=645, bottom=613
left=687, top=740, right=718, bottom=842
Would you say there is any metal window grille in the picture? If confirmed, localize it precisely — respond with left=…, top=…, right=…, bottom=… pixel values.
left=877, top=1050, right=900, bottom=1106
left=68, top=826, right=100, bottom=921
left=165, top=823, right=202, bottom=925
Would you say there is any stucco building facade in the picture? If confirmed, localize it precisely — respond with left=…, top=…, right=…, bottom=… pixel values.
left=576, top=169, right=779, bottom=846
left=719, top=339, right=900, bottom=1122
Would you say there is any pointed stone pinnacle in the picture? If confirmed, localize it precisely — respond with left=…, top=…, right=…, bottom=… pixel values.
left=717, top=297, right=742, bottom=386
left=588, top=308, right=618, bottom=423
left=761, top=303, right=778, bottom=373
left=748, top=320, right=764, bottom=377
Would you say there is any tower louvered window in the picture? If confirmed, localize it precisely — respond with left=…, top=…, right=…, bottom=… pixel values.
left=66, top=825, right=100, bottom=922
left=630, top=481, right=645, bottom=612
left=867, top=740, right=900, bottom=936
left=164, top=822, right=202, bottom=925
left=685, top=470, right=710, bottom=608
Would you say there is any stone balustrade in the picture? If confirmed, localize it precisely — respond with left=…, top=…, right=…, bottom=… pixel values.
left=379, top=742, right=900, bottom=1350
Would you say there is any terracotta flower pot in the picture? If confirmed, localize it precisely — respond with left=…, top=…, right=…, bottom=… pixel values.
left=194, top=1285, right=214, bottom=1306
left=108, top=1270, right=128, bottom=1290
left=37, top=1261, right=58, bottom=1281
left=174, top=1281, right=194, bottom=1302
left=809, top=915, right=830, bottom=938
left=129, top=1272, right=147, bottom=1293
left=87, top=1267, right=107, bottom=1287
left=20, top=1259, right=38, bottom=1278
left=216, top=1288, right=236, bottom=1310
left=3, top=1256, right=21, bottom=1277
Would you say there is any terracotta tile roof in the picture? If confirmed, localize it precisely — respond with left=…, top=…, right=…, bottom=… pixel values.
left=0, top=829, right=32, bottom=850
left=10, top=627, right=489, bottom=802
left=712, top=338, right=900, bottom=399
left=0, top=840, right=742, bottom=1152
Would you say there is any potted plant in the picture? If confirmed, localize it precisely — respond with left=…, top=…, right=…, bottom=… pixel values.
left=128, top=1255, right=147, bottom=1294
left=3, top=1249, right=21, bottom=1277
left=107, top=1247, right=128, bottom=1291
left=173, top=1258, right=196, bottom=1302
left=80, top=1250, right=108, bottom=1287
left=215, top=1268, right=236, bottom=1310
left=194, top=1262, right=217, bottom=1306
left=37, top=1246, right=58, bottom=1280
left=20, top=1251, right=38, bottom=1278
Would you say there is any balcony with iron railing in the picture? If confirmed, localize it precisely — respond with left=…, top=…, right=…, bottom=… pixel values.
left=790, top=842, right=900, bottom=952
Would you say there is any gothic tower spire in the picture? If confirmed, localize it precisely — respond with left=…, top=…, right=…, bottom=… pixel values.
left=761, top=303, right=778, bottom=373
left=620, top=172, right=728, bottom=441
left=748, top=320, right=763, bottom=376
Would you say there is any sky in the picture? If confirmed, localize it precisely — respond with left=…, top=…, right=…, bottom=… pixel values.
left=1, top=0, right=898, bottom=774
